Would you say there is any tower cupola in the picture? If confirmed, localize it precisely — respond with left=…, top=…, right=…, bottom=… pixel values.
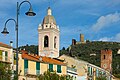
left=41, top=7, right=57, bottom=29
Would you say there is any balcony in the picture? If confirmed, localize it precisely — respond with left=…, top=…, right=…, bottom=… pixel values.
left=67, top=67, right=77, bottom=72
left=0, top=55, right=11, bottom=63
left=36, top=70, right=40, bottom=75
left=24, top=69, right=40, bottom=76
left=67, top=67, right=77, bottom=76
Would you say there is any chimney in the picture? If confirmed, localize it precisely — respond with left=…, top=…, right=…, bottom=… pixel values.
left=10, top=41, right=13, bottom=47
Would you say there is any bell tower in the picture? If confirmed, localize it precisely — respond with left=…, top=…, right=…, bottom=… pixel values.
left=101, top=49, right=112, bottom=72
left=38, top=7, right=60, bottom=58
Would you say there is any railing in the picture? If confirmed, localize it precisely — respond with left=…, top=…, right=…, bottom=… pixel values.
left=24, top=69, right=40, bottom=75
left=36, top=70, right=40, bottom=75
left=0, top=55, right=11, bottom=63
left=67, top=67, right=77, bottom=72
left=24, top=68, right=28, bottom=75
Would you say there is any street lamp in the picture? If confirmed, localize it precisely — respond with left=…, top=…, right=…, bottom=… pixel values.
left=1, top=1, right=36, bottom=79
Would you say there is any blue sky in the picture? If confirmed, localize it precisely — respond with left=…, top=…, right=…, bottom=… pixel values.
left=0, top=0, right=120, bottom=49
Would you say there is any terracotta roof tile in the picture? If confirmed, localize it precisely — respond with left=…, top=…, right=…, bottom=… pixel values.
left=0, top=42, right=12, bottom=48
left=21, top=50, right=66, bottom=66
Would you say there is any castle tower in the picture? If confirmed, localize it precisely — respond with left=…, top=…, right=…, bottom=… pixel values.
left=38, top=7, right=60, bottom=58
left=101, top=49, right=112, bottom=72
left=80, top=34, right=84, bottom=42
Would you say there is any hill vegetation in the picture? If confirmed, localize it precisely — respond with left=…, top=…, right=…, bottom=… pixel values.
left=60, top=41, right=120, bottom=78
left=18, top=44, right=38, bottom=54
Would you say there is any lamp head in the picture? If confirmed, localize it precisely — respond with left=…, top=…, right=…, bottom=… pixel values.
left=1, top=27, right=9, bottom=35
left=25, top=7, right=36, bottom=16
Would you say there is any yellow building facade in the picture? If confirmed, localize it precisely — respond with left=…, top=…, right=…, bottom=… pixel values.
left=18, top=50, right=67, bottom=80
left=0, top=42, right=13, bottom=64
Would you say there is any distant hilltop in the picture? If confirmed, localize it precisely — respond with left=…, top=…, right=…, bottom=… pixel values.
left=60, top=39, right=120, bottom=78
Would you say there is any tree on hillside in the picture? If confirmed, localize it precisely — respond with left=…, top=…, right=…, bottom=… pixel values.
left=19, top=44, right=38, bottom=54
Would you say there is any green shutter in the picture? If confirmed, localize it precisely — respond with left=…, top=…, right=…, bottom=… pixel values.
left=14, top=54, right=16, bottom=65
left=91, top=67, right=93, bottom=75
left=36, top=62, right=40, bottom=75
left=24, top=59, right=28, bottom=69
left=96, top=69, right=99, bottom=77
left=5, top=51, right=8, bottom=57
left=36, top=62, right=40, bottom=70
left=88, top=67, right=90, bottom=75
left=57, top=65, right=61, bottom=73
left=0, top=50, right=2, bottom=60
left=24, top=59, right=28, bottom=75
left=5, top=51, right=8, bottom=61
left=0, top=50, right=2, bottom=56
left=49, top=64, right=53, bottom=72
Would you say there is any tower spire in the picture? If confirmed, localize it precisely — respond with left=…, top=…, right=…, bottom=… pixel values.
left=47, top=7, right=52, bottom=15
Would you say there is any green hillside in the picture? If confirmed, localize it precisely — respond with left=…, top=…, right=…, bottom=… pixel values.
left=60, top=41, right=120, bottom=78
left=18, top=44, right=38, bottom=54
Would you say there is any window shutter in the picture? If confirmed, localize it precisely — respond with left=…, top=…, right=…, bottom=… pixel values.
left=88, top=67, right=90, bottom=75
left=24, top=59, right=28, bottom=69
left=49, top=64, right=53, bottom=72
left=57, top=65, right=61, bottom=73
left=5, top=51, right=8, bottom=57
left=36, top=62, right=40, bottom=75
left=5, top=51, right=8, bottom=61
left=96, top=69, right=99, bottom=77
left=36, top=62, right=40, bottom=70
left=0, top=50, right=2, bottom=56
left=0, top=50, right=2, bottom=60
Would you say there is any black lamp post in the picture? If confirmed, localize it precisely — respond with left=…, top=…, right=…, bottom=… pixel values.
left=1, top=1, right=36, bottom=79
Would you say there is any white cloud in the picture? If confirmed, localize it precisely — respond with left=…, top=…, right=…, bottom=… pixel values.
left=98, top=33, right=120, bottom=42
left=98, top=37, right=112, bottom=41
left=115, top=33, right=120, bottom=42
left=92, top=12, right=120, bottom=32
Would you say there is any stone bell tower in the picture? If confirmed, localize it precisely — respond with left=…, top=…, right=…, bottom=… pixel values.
left=38, top=7, right=60, bottom=58
left=101, top=49, right=112, bottom=72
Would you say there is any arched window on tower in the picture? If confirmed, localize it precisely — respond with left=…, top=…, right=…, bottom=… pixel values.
left=54, top=36, right=57, bottom=48
left=44, top=36, right=49, bottom=47
left=104, top=55, right=106, bottom=59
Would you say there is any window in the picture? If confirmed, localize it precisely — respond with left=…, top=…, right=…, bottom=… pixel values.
left=96, top=69, right=99, bottom=77
left=49, top=64, right=53, bottom=72
left=104, top=55, right=105, bottom=59
left=36, top=62, right=40, bottom=75
left=24, top=59, right=28, bottom=74
left=5, top=51, right=8, bottom=61
left=24, top=59, right=28, bottom=68
left=88, top=67, right=90, bottom=75
left=14, top=54, right=16, bottom=65
left=57, top=65, right=61, bottom=73
left=54, top=36, right=57, bottom=48
left=0, top=50, right=2, bottom=60
left=91, top=67, right=93, bottom=75
left=44, top=36, right=49, bottom=47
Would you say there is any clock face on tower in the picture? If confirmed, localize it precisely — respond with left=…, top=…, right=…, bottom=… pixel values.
left=103, top=64, right=107, bottom=69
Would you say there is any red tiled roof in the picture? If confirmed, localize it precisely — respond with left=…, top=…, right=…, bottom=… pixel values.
left=0, top=42, right=12, bottom=48
left=21, top=50, right=66, bottom=66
